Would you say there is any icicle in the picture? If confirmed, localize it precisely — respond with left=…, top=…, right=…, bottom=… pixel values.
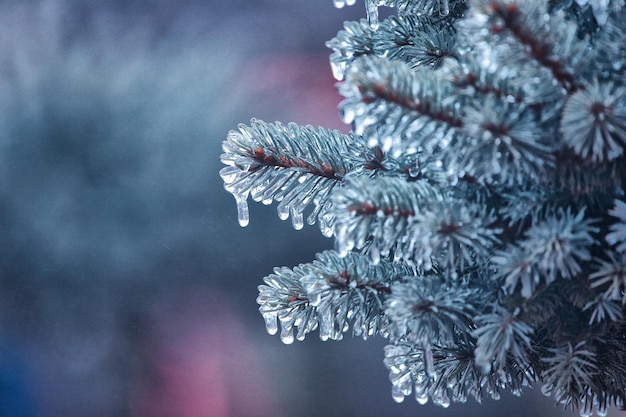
left=330, top=59, right=347, bottom=81
left=423, top=344, right=435, bottom=377
left=596, top=406, right=608, bottom=417
left=235, top=194, right=250, bottom=227
left=263, top=312, right=278, bottom=335
left=280, top=327, right=295, bottom=344
left=291, top=209, right=304, bottom=230
left=392, top=385, right=406, bottom=403
left=277, top=200, right=290, bottom=220
left=416, top=390, right=429, bottom=405
left=432, top=388, right=451, bottom=408
left=366, top=0, right=380, bottom=29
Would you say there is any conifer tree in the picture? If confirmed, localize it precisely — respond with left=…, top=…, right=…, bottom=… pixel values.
left=220, top=0, right=626, bottom=414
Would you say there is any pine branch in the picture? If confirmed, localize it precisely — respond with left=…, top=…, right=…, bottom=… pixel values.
left=541, top=341, right=599, bottom=413
left=473, top=306, right=534, bottom=373
left=460, top=0, right=591, bottom=94
left=458, top=95, right=556, bottom=186
left=560, top=79, right=626, bottom=162
left=333, top=175, right=501, bottom=269
left=590, top=252, right=626, bottom=305
left=327, top=14, right=458, bottom=80
left=384, top=338, right=537, bottom=405
left=388, top=0, right=468, bottom=17
left=374, top=14, right=458, bottom=70
left=338, top=56, right=461, bottom=157
left=222, top=0, right=626, bottom=413
left=521, top=208, right=598, bottom=283
left=606, top=199, right=626, bottom=251
left=327, top=19, right=377, bottom=80
left=386, top=274, right=485, bottom=348
left=257, top=250, right=413, bottom=343
left=221, top=120, right=359, bottom=234
left=332, top=175, right=439, bottom=265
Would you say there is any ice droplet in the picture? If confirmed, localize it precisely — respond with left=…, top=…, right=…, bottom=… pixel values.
left=432, top=389, right=450, bottom=408
left=235, top=194, right=250, bottom=227
left=292, top=210, right=304, bottom=230
left=263, top=312, right=278, bottom=335
left=392, top=386, right=406, bottom=403
left=416, top=391, right=429, bottom=405
left=277, top=201, right=290, bottom=220
left=596, top=407, right=608, bottom=417
left=280, top=327, right=295, bottom=344
left=341, top=106, right=356, bottom=124
left=333, top=0, right=346, bottom=8
left=408, top=163, right=421, bottom=178
left=330, top=60, right=347, bottom=80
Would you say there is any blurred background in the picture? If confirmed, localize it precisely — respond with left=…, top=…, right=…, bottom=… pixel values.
left=0, top=0, right=622, bottom=416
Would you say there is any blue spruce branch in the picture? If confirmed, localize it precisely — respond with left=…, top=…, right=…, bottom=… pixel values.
left=221, top=0, right=626, bottom=414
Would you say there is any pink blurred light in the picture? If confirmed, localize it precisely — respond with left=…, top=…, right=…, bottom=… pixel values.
left=130, top=290, right=285, bottom=417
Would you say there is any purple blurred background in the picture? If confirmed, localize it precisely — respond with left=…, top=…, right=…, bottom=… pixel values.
left=0, top=1, right=622, bottom=416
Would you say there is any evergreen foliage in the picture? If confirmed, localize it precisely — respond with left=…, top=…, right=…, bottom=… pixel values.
left=221, top=0, right=626, bottom=414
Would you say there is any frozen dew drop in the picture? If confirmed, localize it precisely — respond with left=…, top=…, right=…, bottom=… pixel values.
left=579, top=408, right=592, bottom=417
left=540, top=384, right=552, bottom=397
left=392, top=386, right=406, bottom=403
left=277, top=202, right=290, bottom=220
left=333, top=0, right=346, bottom=8
left=235, top=194, right=250, bottom=227
left=330, top=60, right=347, bottom=80
left=292, top=210, right=304, bottom=230
left=596, top=407, right=608, bottom=417
left=280, top=327, right=295, bottom=344
left=432, top=389, right=450, bottom=408
left=408, top=164, right=421, bottom=178
left=341, top=106, right=356, bottom=124
left=416, top=391, right=429, bottom=405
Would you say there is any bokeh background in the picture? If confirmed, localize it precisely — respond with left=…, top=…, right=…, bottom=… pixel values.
left=0, top=1, right=623, bottom=416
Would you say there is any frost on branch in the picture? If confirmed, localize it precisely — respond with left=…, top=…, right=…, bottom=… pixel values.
left=222, top=0, right=626, bottom=414
left=257, top=250, right=413, bottom=343
left=221, top=120, right=359, bottom=234
left=560, top=80, right=626, bottom=162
